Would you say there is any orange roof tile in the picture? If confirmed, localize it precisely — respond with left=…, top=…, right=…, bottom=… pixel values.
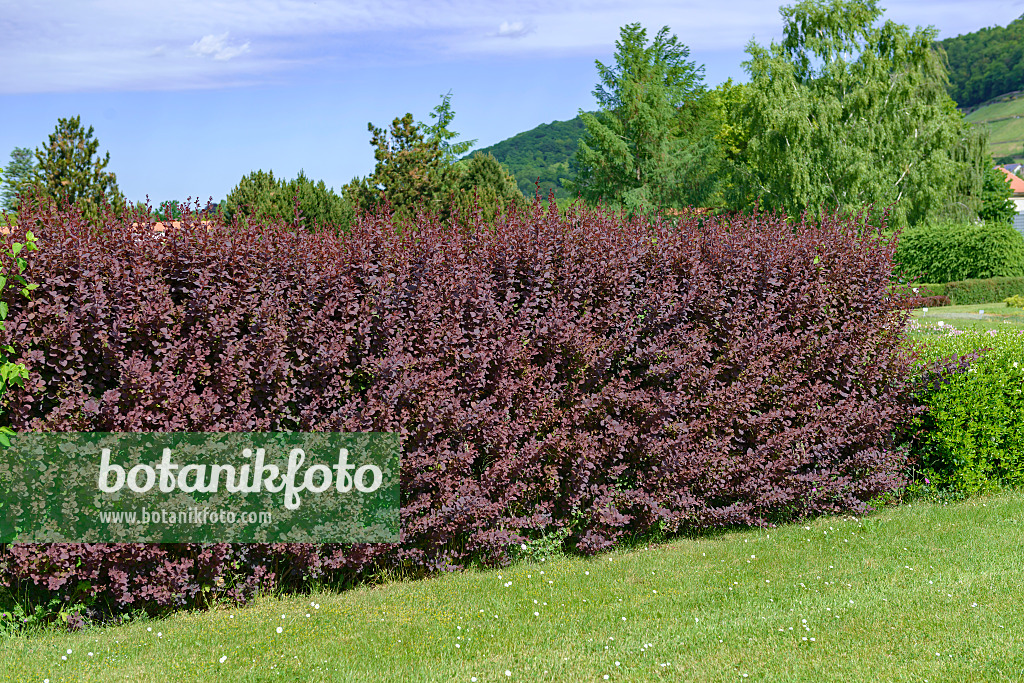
left=998, top=167, right=1024, bottom=195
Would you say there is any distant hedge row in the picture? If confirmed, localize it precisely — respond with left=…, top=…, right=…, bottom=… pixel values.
left=913, top=277, right=1024, bottom=305
left=0, top=200, right=919, bottom=617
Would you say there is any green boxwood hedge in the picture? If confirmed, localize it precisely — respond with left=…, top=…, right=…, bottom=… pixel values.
left=909, top=328, right=1024, bottom=493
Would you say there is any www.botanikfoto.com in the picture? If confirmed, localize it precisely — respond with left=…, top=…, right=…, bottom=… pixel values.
left=97, top=507, right=272, bottom=526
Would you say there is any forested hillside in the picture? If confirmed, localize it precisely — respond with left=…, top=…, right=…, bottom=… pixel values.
left=939, top=14, right=1024, bottom=109
left=469, top=116, right=586, bottom=199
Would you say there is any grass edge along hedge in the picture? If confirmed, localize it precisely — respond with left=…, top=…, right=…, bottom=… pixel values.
left=0, top=199, right=919, bottom=621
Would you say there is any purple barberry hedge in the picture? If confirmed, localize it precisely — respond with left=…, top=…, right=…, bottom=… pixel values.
left=0, top=197, right=918, bottom=616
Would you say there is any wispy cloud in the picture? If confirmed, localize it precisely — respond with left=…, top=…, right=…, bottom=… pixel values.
left=190, top=33, right=251, bottom=61
left=1, top=0, right=1019, bottom=94
left=496, top=21, right=534, bottom=38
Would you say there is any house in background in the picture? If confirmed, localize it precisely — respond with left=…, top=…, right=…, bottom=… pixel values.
left=1003, top=163, right=1024, bottom=178
left=998, top=166, right=1024, bottom=236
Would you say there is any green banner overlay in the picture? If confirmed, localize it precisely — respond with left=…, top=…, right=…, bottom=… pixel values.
left=0, top=433, right=401, bottom=543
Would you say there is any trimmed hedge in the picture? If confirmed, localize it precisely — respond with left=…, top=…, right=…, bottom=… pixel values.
left=908, top=328, right=1024, bottom=493
left=902, top=277, right=1024, bottom=306
left=0, top=199, right=919, bottom=617
left=895, top=220, right=1024, bottom=284
left=893, top=284, right=951, bottom=308
left=944, top=276, right=1024, bottom=306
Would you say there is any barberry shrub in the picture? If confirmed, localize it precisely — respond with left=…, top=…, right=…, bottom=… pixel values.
left=0, top=196, right=918, bottom=616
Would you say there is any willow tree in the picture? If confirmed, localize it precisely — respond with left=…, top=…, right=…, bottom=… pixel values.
left=737, top=0, right=988, bottom=227
left=568, top=23, right=722, bottom=215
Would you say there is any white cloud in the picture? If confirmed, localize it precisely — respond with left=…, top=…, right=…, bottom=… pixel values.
left=190, top=33, right=251, bottom=61
left=496, top=21, right=534, bottom=38
left=1, top=0, right=1021, bottom=93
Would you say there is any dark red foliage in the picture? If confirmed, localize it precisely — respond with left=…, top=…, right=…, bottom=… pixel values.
left=900, top=294, right=952, bottom=309
left=0, top=197, right=919, bottom=614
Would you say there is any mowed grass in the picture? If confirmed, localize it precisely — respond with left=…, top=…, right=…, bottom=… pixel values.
left=966, top=94, right=1024, bottom=160
left=2, top=492, right=1022, bottom=682
left=907, top=301, right=1024, bottom=335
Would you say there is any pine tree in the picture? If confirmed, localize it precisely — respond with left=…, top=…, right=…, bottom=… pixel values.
left=32, top=116, right=125, bottom=221
left=222, top=169, right=353, bottom=231
left=1, top=147, right=38, bottom=212
left=344, top=113, right=448, bottom=221
left=345, top=95, right=522, bottom=225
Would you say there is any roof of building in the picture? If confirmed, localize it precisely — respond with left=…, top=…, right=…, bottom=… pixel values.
left=998, top=166, right=1024, bottom=195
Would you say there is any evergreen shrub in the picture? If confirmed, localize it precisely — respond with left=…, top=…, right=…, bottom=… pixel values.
left=895, top=221, right=1024, bottom=284
left=909, top=329, right=1024, bottom=493
left=0, top=198, right=919, bottom=616
left=944, top=276, right=1024, bottom=305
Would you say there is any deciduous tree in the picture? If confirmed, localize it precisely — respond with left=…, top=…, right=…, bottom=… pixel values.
left=979, top=165, right=1019, bottom=224
left=737, top=0, right=988, bottom=227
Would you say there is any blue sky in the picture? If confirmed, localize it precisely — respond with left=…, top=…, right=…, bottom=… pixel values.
left=2, top=0, right=1023, bottom=205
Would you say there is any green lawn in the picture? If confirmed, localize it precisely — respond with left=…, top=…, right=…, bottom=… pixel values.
left=966, top=94, right=1024, bottom=161
left=907, top=302, right=1024, bottom=335
left=2, top=492, right=1022, bottom=682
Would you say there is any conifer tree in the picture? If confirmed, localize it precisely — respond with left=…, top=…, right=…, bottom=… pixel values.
left=567, top=23, right=722, bottom=215
left=0, top=147, right=36, bottom=212
left=32, top=116, right=125, bottom=220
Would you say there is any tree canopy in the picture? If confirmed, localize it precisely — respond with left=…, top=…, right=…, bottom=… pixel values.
left=345, top=95, right=523, bottom=224
left=734, top=0, right=989, bottom=227
left=979, top=166, right=1019, bottom=224
left=344, top=113, right=448, bottom=221
left=222, top=169, right=353, bottom=231
left=30, top=116, right=125, bottom=221
left=567, top=23, right=722, bottom=215
left=423, top=91, right=477, bottom=164
left=0, top=147, right=36, bottom=212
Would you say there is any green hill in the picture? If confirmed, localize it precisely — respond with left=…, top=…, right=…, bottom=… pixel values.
left=938, top=14, right=1024, bottom=110
left=965, top=91, right=1024, bottom=163
left=468, top=115, right=588, bottom=200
